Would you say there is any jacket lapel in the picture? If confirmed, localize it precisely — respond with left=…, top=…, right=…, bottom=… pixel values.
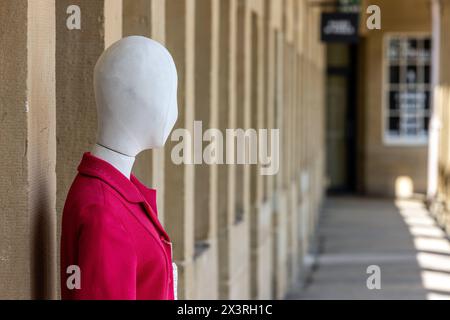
left=140, top=200, right=171, bottom=242
left=115, top=194, right=171, bottom=250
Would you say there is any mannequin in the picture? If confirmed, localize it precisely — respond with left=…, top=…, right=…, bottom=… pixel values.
left=60, top=36, right=178, bottom=300
left=92, top=35, right=178, bottom=178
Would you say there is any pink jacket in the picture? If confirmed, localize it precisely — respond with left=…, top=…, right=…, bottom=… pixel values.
left=60, top=153, right=174, bottom=300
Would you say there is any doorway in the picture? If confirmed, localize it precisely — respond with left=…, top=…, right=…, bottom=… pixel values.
left=326, top=43, right=358, bottom=193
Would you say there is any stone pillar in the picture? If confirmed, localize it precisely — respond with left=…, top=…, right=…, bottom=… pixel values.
left=248, top=1, right=275, bottom=300
left=227, top=0, right=251, bottom=300
left=122, top=0, right=153, bottom=203
left=248, top=8, right=259, bottom=300
left=436, top=0, right=449, bottom=228
left=193, top=0, right=213, bottom=244
left=56, top=0, right=122, bottom=297
left=105, top=0, right=123, bottom=47
left=28, top=0, right=58, bottom=299
left=151, top=0, right=167, bottom=224
left=55, top=0, right=122, bottom=224
left=233, top=0, right=247, bottom=224
left=191, top=0, right=220, bottom=299
left=0, top=0, right=56, bottom=299
left=265, top=0, right=276, bottom=203
left=164, top=0, right=196, bottom=300
left=242, top=0, right=256, bottom=299
left=273, top=7, right=288, bottom=300
left=184, top=0, right=197, bottom=299
left=216, top=0, right=233, bottom=299
left=123, top=0, right=152, bottom=37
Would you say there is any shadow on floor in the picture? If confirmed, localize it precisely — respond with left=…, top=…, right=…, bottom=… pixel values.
left=287, top=197, right=450, bottom=300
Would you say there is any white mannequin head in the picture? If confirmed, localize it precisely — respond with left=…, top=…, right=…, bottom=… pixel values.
left=94, top=36, right=178, bottom=157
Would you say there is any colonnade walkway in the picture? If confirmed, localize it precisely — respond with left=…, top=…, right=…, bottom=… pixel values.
left=288, top=197, right=450, bottom=300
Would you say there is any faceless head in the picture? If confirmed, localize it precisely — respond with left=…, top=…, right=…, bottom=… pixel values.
left=94, top=36, right=178, bottom=156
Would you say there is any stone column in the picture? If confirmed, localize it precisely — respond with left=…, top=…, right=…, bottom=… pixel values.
left=164, top=0, right=196, bottom=300
left=248, top=1, right=275, bottom=300
left=151, top=0, right=167, bottom=224
left=193, top=0, right=213, bottom=245
left=441, top=0, right=450, bottom=232
left=56, top=0, right=122, bottom=297
left=190, top=0, right=220, bottom=299
left=216, top=0, right=233, bottom=299
left=226, top=0, right=251, bottom=299
left=0, top=0, right=56, bottom=299
left=123, top=0, right=152, bottom=37
left=122, top=0, right=153, bottom=202
left=55, top=0, right=122, bottom=225
left=264, top=0, right=275, bottom=202
left=273, top=4, right=288, bottom=299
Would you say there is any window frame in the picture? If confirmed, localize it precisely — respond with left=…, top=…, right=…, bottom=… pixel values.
left=382, top=33, right=432, bottom=147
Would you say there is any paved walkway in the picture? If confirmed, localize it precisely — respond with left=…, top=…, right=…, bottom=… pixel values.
left=288, top=197, right=450, bottom=300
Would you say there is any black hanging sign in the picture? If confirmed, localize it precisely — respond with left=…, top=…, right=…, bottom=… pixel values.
left=321, top=13, right=359, bottom=43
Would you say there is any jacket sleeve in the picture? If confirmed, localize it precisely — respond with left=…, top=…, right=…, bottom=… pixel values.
left=74, top=203, right=137, bottom=300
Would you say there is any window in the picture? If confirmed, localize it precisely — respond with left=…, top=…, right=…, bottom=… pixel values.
left=384, top=34, right=431, bottom=145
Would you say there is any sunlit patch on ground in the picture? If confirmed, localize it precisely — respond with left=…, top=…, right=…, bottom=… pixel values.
left=396, top=199, right=450, bottom=300
left=288, top=197, right=450, bottom=300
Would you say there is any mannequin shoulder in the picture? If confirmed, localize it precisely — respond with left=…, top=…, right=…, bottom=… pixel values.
left=64, top=174, right=119, bottom=218
left=66, top=174, right=105, bottom=200
left=62, top=175, right=132, bottom=239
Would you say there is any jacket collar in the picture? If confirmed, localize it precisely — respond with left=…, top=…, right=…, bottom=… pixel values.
left=130, top=174, right=158, bottom=214
left=78, top=152, right=156, bottom=208
left=78, top=152, right=169, bottom=241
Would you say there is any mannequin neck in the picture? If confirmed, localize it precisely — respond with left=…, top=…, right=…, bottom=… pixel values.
left=91, top=143, right=135, bottom=179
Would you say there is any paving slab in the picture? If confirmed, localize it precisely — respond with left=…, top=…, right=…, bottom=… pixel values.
left=287, top=197, right=450, bottom=300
